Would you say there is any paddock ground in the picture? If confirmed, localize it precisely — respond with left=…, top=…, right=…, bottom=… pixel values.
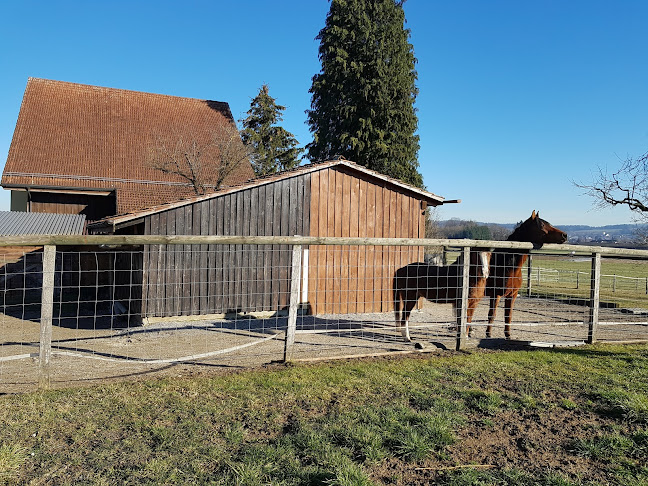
left=1, top=296, right=647, bottom=393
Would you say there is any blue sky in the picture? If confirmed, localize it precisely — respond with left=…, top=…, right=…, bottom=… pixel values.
left=1, top=0, right=646, bottom=226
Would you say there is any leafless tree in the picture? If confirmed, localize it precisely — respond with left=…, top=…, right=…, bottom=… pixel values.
left=576, top=151, right=648, bottom=242
left=147, top=123, right=251, bottom=195
left=425, top=206, right=441, bottom=239
left=578, top=152, right=648, bottom=216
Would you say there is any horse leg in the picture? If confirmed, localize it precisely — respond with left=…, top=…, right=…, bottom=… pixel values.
left=466, top=279, right=486, bottom=337
left=465, top=297, right=479, bottom=337
left=486, top=295, right=502, bottom=338
left=503, top=293, right=518, bottom=340
left=400, top=296, right=418, bottom=342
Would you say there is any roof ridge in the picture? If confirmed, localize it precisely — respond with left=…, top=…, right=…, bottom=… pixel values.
left=27, top=77, right=230, bottom=107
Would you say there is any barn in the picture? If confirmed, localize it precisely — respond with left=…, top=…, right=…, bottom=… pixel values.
left=1, top=78, right=254, bottom=220
left=88, top=159, right=454, bottom=319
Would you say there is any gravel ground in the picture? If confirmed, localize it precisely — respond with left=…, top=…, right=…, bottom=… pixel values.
left=1, top=296, right=647, bottom=393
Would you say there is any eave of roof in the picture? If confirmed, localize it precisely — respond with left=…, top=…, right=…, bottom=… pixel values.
left=87, top=159, right=453, bottom=232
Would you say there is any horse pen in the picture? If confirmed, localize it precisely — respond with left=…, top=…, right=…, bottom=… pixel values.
left=1, top=234, right=648, bottom=393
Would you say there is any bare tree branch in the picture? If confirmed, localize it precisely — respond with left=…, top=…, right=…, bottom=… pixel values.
left=576, top=151, right=648, bottom=217
left=147, top=124, right=251, bottom=195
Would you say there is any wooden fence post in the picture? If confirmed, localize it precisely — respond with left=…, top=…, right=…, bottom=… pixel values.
left=526, top=255, right=533, bottom=296
left=587, top=252, right=601, bottom=344
left=39, top=245, right=56, bottom=389
left=456, top=246, right=470, bottom=351
left=284, top=244, right=302, bottom=362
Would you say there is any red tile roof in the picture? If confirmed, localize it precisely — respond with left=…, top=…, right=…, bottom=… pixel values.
left=2, top=78, right=254, bottom=214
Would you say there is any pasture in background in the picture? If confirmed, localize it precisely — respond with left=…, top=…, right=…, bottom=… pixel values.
left=1, top=234, right=647, bottom=393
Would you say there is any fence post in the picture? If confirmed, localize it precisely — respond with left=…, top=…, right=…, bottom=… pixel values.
left=587, top=252, right=601, bottom=344
left=39, top=245, right=56, bottom=389
left=456, top=246, right=470, bottom=351
left=284, top=244, right=303, bottom=362
left=526, top=255, right=533, bottom=296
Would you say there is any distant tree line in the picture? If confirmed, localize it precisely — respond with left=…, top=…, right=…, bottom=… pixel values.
left=436, top=219, right=511, bottom=241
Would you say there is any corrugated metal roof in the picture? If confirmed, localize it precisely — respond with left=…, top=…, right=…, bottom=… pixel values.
left=0, top=211, right=86, bottom=235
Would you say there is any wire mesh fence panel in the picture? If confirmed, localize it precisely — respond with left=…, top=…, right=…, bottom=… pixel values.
left=522, top=254, right=648, bottom=343
left=1, top=245, right=295, bottom=392
left=1, top=237, right=648, bottom=392
left=0, top=247, right=44, bottom=390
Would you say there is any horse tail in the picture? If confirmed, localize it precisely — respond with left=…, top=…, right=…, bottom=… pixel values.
left=393, top=269, right=412, bottom=341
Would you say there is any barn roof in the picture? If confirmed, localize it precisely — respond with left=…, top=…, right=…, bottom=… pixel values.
left=0, top=211, right=86, bottom=236
left=87, top=158, right=454, bottom=232
left=1, top=78, right=254, bottom=215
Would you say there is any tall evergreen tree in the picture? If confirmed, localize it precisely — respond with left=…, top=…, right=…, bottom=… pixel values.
left=241, top=85, right=303, bottom=177
left=306, top=0, right=423, bottom=188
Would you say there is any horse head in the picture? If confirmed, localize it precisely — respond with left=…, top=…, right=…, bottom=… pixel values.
left=508, top=211, right=567, bottom=247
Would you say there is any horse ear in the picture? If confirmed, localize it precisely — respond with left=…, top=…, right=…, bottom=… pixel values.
left=531, top=210, right=537, bottom=219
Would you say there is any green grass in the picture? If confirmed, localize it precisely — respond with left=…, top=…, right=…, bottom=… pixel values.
left=446, top=251, right=648, bottom=308
left=527, top=255, right=648, bottom=309
left=1, top=344, right=648, bottom=484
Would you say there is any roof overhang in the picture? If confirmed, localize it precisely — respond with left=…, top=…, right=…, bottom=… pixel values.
left=4, top=185, right=115, bottom=197
left=87, top=159, right=460, bottom=233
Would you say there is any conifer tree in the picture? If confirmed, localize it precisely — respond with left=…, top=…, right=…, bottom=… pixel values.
left=241, top=85, right=302, bottom=177
left=306, top=0, right=423, bottom=188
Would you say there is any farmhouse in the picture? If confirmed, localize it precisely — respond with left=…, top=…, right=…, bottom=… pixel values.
left=1, top=78, right=254, bottom=221
left=87, top=159, right=451, bottom=318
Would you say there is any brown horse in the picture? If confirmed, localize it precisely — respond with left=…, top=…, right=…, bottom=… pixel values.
left=393, top=250, right=491, bottom=341
left=483, top=211, right=567, bottom=339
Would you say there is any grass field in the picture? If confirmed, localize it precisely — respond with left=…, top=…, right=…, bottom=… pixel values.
left=441, top=250, right=648, bottom=309
left=529, top=255, right=648, bottom=309
left=1, top=344, right=648, bottom=485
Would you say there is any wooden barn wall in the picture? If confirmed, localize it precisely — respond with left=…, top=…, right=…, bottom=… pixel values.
left=307, top=167, right=425, bottom=315
left=29, top=192, right=116, bottom=222
left=142, top=175, right=310, bottom=318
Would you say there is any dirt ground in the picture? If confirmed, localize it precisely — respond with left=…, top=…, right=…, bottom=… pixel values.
left=369, top=383, right=636, bottom=485
left=1, top=296, right=647, bottom=393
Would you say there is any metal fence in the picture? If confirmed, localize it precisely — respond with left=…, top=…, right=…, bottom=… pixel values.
left=1, top=235, right=647, bottom=392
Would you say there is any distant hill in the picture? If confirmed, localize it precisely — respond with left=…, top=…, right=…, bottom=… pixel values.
left=558, top=224, right=645, bottom=244
left=438, top=220, right=646, bottom=245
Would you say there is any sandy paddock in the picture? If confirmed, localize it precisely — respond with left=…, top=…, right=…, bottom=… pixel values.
left=1, top=296, right=647, bottom=393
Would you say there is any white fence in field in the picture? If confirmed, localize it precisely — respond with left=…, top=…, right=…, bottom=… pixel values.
left=530, top=267, right=648, bottom=294
left=1, top=234, right=647, bottom=392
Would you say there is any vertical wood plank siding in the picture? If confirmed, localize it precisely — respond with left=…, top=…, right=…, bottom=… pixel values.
left=141, top=165, right=424, bottom=318
left=142, top=174, right=310, bottom=317
left=308, top=167, right=425, bottom=314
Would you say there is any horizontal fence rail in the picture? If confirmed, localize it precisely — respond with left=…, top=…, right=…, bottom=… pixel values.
left=1, top=235, right=647, bottom=392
